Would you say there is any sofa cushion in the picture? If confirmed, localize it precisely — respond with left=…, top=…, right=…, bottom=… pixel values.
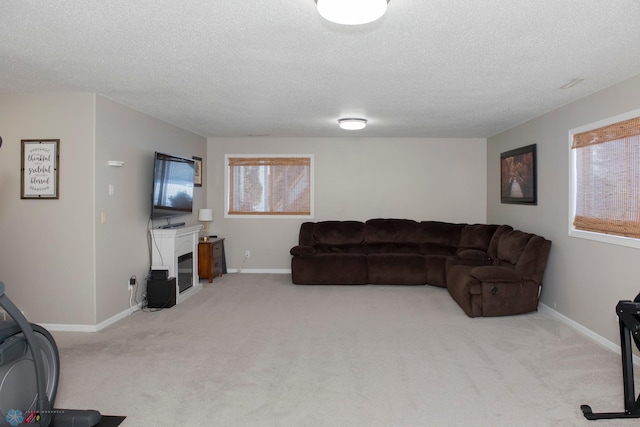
left=314, top=244, right=365, bottom=254
left=455, top=249, right=491, bottom=262
left=419, top=243, right=458, bottom=256
left=470, top=265, right=521, bottom=282
left=447, top=250, right=493, bottom=274
left=425, top=255, right=450, bottom=287
left=459, top=224, right=500, bottom=252
left=365, top=243, right=421, bottom=254
left=514, top=235, right=552, bottom=281
left=313, top=221, right=364, bottom=245
left=290, top=245, right=315, bottom=256
left=487, top=225, right=514, bottom=258
left=298, top=222, right=316, bottom=246
left=367, top=253, right=426, bottom=285
left=496, top=230, right=533, bottom=265
left=365, top=219, right=421, bottom=244
left=420, top=221, right=465, bottom=246
left=291, top=253, right=368, bottom=285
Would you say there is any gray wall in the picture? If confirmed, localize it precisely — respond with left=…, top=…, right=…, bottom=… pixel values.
left=206, top=137, right=487, bottom=271
left=95, top=96, right=207, bottom=324
left=487, top=74, right=640, bottom=346
left=0, top=93, right=96, bottom=325
left=0, top=93, right=207, bottom=327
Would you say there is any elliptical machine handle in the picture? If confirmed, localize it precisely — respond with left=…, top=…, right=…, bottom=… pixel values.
left=0, top=281, right=53, bottom=426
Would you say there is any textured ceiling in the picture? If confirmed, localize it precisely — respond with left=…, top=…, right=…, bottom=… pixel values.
left=2, top=1, right=640, bottom=138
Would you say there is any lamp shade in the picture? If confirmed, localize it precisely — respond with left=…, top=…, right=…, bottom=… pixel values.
left=316, top=0, right=388, bottom=25
left=198, top=208, right=213, bottom=222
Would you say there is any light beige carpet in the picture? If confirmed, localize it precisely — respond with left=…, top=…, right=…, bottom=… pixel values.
left=52, top=273, right=635, bottom=426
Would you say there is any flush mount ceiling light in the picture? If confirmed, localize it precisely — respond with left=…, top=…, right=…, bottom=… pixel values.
left=316, top=0, right=389, bottom=25
left=338, top=118, right=367, bottom=130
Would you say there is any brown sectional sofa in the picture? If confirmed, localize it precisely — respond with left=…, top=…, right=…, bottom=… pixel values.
left=290, top=219, right=551, bottom=317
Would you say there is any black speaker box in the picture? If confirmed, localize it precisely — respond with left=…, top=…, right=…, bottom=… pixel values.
left=150, top=269, right=168, bottom=280
left=147, top=277, right=176, bottom=309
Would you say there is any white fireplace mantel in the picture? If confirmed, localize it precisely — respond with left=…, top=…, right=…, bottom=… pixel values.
left=150, top=225, right=202, bottom=304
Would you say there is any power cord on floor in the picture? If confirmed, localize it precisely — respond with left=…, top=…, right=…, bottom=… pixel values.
left=129, top=276, right=137, bottom=311
left=238, top=253, right=249, bottom=273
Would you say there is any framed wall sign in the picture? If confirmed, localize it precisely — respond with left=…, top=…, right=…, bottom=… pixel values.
left=192, top=156, right=202, bottom=187
left=500, top=144, right=537, bottom=205
left=21, top=139, right=60, bottom=199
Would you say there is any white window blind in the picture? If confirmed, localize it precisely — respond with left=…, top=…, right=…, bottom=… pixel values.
left=228, top=156, right=312, bottom=216
left=571, top=115, right=640, bottom=238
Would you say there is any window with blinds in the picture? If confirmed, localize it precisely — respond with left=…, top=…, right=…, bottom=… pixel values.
left=227, top=156, right=313, bottom=217
left=570, top=111, right=640, bottom=243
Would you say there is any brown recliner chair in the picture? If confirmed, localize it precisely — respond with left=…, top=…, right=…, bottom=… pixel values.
left=446, top=229, right=552, bottom=317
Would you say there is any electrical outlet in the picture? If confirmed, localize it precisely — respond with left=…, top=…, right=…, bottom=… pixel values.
left=245, top=250, right=251, bottom=258
left=128, top=275, right=136, bottom=289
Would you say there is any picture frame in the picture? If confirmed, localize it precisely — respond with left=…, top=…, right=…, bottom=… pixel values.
left=21, top=139, right=60, bottom=199
left=500, top=144, right=537, bottom=205
left=192, top=156, right=202, bottom=187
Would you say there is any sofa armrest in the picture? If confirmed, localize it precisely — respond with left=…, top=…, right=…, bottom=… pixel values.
left=469, top=265, right=522, bottom=283
left=470, top=265, right=541, bottom=316
left=290, top=245, right=316, bottom=256
left=448, top=249, right=493, bottom=267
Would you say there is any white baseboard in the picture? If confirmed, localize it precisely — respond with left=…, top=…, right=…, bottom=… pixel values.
left=41, top=281, right=626, bottom=346
left=40, top=273, right=292, bottom=332
left=39, top=273, right=291, bottom=332
left=539, top=303, right=639, bottom=365
left=228, top=269, right=291, bottom=274
left=41, top=305, right=140, bottom=333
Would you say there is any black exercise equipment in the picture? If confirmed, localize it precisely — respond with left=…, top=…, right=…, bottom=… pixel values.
left=0, top=281, right=101, bottom=427
left=581, top=293, right=640, bottom=420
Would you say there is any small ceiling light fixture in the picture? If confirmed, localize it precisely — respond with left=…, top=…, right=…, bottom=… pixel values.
left=338, top=118, right=367, bottom=130
left=316, top=0, right=389, bottom=25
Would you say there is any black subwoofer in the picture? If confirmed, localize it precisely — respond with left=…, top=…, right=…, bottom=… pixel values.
left=146, top=277, right=176, bottom=309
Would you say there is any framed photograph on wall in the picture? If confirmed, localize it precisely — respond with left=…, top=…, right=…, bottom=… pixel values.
left=21, top=139, right=60, bottom=199
left=500, top=144, right=537, bottom=205
left=192, top=156, right=202, bottom=187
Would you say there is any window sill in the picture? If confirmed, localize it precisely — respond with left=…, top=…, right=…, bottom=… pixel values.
left=225, top=213, right=313, bottom=220
left=569, top=228, right=640, bottom=250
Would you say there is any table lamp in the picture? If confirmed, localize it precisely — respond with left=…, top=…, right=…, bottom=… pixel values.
left=198, top=208, right=213, bottom=241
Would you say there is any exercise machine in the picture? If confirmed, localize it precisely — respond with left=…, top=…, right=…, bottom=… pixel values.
left=581, top=293, right=640, bottom=420
left=0, top=281, right=101, bottom=426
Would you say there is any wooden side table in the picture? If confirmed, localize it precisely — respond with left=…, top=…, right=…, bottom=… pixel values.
left=198, top=238, right=225, bottom=283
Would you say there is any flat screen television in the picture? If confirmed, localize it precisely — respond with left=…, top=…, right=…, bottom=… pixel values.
left=151, top=152, right=195, bottom=220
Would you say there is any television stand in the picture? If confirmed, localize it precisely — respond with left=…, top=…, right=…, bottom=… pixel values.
left=150, top=225, right=202, bottom=305
left=159, top=222, right=185, bottom=229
